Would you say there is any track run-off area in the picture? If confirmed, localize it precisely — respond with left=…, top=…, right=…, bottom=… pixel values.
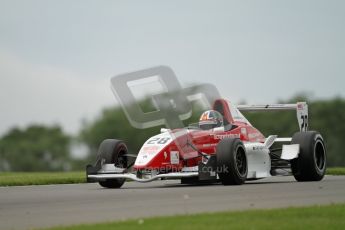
left=0, top=176, right=344, bottom=230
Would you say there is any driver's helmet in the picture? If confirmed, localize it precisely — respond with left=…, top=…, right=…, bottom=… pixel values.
left=199, top=110, right=223, bottom=130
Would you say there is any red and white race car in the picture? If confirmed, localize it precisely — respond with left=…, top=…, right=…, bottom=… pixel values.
left=86, top=99, right=327, bottom=188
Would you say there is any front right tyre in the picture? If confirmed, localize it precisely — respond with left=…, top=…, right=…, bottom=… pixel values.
left=96, top=139, right=128, bottom=188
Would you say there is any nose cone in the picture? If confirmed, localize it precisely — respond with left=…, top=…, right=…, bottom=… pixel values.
left=134, top=132, right=173, bottom=168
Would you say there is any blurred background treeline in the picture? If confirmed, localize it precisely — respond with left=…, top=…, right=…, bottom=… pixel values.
left=0, top=94, right=344, bottom=172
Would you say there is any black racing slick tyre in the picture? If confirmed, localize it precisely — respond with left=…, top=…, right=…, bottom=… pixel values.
left=96, top=139, right=128, bottom=188
left=291, top=131, right=327, bottom=182
left=216, top=138, right=248, bottom=185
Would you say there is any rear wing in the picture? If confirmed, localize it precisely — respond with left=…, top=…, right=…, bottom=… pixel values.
left=237, top=102, right=308, bottom=132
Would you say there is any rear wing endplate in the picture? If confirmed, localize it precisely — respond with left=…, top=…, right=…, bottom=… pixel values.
left=237, top=102, right=308, bottom=132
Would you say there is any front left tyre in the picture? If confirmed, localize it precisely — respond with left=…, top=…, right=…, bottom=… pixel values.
left=216, top=138, right=248, bottom=185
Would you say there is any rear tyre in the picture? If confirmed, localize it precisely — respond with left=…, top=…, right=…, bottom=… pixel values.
left=291, top=131, right=326, bottom=181
left=96, top=139, right=128, bottom=188
left=216, top=138, right=247, bottom=185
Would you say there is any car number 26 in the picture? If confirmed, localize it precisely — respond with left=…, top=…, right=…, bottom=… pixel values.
left=147, top=137, right=171, bottom=145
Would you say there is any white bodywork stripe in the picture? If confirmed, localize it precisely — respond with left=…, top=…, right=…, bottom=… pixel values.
left=281, top=144, right=300, bottom=160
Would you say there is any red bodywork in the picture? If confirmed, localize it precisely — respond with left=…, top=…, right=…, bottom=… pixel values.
left=133, top=99, right=265, bottom=172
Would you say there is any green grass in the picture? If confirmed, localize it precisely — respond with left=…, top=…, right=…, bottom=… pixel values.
left=46, top=204, right=345, bottom=230
left=327, top=167, right=345, bottom=175
left=0, top=171, right=85, bottom=186
left=0, top=167, right=344, bottom=187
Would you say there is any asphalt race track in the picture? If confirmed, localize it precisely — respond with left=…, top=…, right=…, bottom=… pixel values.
left=1, top=176, right=345, bottom=230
